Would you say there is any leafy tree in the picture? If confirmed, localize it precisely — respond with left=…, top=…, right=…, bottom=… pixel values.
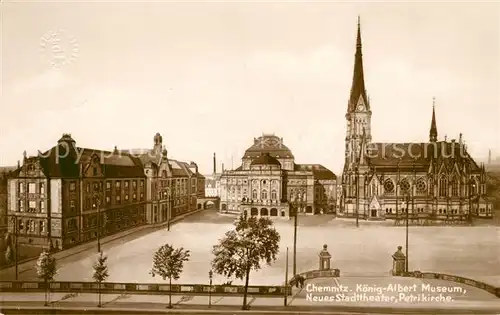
left=212, top=212, right=280, bottom=310
left=92, top=252, right=109, bottom=307
left=150, top=244, right=190, bottom=309
left=36, top=249, right=57, bottom=306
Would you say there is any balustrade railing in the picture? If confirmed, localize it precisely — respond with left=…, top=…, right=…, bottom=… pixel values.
left=0, top=281, right=292, bottom=296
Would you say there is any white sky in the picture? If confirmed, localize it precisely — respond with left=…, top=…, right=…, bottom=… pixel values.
left=1, top=2, right=499, bottom=175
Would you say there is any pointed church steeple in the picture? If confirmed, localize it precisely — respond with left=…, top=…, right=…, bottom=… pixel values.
left=348, top=16, right=369, bottom=113
left=429, top=98, right=438, bottom=142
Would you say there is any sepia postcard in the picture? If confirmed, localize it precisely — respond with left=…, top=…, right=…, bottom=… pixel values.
left=0, top=1, right=499, bottom=314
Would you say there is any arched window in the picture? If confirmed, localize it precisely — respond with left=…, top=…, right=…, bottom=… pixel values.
left=271, top=190, right=277, bottom=200
left=439, top=176, right=447, bottom=197
left=451, top=179, right=458, bottom=196
left=429, top=178, right=434, bottom=196
left=261, top=190, right=268, bottom=200
left=384, top=179, right=394, bottom=193
left=400, top=179, right=410, bottom=194
left=371, top=183, right=377, bottom=196
left=416, top=180, right=426, bottom=195
left=252, top=189, right=257, bottom=200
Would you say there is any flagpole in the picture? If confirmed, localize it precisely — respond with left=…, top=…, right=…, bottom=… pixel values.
left=284, top=246, right=289, bottom=306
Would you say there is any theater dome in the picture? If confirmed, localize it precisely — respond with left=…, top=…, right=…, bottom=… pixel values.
left=250, top=153, right=281, bottom=166
left=243, top=134, right=294, bottom=159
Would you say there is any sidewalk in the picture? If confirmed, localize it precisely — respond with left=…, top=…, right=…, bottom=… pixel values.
left=1, top=292, right=499, bottom=313
left=0, top=209, right=206, bottom=276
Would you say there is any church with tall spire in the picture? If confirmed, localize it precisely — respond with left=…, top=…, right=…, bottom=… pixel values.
left=340, top=18, right=493, bottom=223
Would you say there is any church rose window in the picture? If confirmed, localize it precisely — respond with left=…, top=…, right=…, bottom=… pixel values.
left=384, top=180, right=394, bottom=193
left=400, top=180, right=410, bottom=192
left=416, top=180, right=426, bottom=193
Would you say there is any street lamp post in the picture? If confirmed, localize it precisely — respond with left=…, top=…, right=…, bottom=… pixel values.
left=355, top=166, right=359, bottom=228
left=208, top=270, right=213, bottom=308
left=93, top=193, right=102, bottom=253
left=289, top=194, right=303, bottom=277
left=404, top=194, right=410, bottom=273
left=293, top=200, right=298, bottom=277
left=468, top=180, right=475, bottom=224
left=10, top=215, right=18, bottom=280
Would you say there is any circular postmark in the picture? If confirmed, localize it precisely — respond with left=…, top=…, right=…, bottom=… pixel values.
left=39, top=29, right=79, bottom=69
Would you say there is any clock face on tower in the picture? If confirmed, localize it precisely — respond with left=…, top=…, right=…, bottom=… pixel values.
left=357, top=104, right=364, bottom=111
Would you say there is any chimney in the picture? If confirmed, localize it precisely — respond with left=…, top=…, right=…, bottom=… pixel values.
left=488, top=149, right=492, bottom=165
left=23, top=150, right=27, bottom=164
left=213, top=153, right=216, bottom=174
left=222, top=163, right=224, bottom=173
left=459, top=133, right=463, bottom=144
left=17, top=160, right=20, bottom=168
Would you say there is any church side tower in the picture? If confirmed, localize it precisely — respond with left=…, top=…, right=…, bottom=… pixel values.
left=345, top=17, right=372, bottom=171
left=429, top=99, right=438, bottom=142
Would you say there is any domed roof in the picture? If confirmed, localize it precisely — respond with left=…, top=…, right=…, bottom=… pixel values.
left=250, top=153, right=281, bottom=166
left=243, top=134, right=294, bottom=159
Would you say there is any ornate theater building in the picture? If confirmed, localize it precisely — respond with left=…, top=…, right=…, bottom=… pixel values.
left=220, top=134, right=337, bottom=217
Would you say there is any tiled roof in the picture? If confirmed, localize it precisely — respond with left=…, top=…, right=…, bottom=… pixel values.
left=365, top=142, right=480, bottom=172
left=295, top=164, right=337, bottom=180
left=250, top=153, right=281, bottom=166
left=17, top=142, right=145, bottom=178
left=120, top=148, right=161, bottom=166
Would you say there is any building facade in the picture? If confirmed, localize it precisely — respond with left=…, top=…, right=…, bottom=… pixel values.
left=220, top=134, right=337, bottom=217
left=340, top=20, right=493, bottom=222
left=0, top=167, right=16, bottom=233
left=6, top=133, right=204, bottom=252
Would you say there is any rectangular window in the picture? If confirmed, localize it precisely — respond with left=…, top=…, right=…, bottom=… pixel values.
left=106, top=181, right=111, bottom=190
left=133, top=193, right=137, bottom=201
left=18, top=183, right=24, bottom=193
left=86, top=183, right=90, bottom=193
left=106, top=196, right=111, bottom=204
left=115, top=181, right=121, bottom=189
left=29, top=201, right=36, bottom=212
left=28, top=220, right=35, bottom=233
left=124, top=181, right=129, bottom=188
left=140, top=180, right=144, bottom=188
left=18, top=220, right=24, bottom=231
left=70, top=200, right=76, bottom=209
left=86, top=198, right=91, bottom=210
left=28, top=183, right=36, bottom=194
left=93, top=182, right=100, bottom=191
left=40, top=200, right=45, bottom=213
left=40, top=221, right=46, bottom=233
left=39, top=183, right=45, bottom=194
left=116, top=195, right=121, bottom=204
left=18, top=200, right=24, bottom=212
left=132, top=181, right=137, bottom=189
left=140, top=193, right=144, bottom=200
left=93, top=167, right=98, bottom=176
left=70, top=182, right=76, bottom=192
left=125, top=194, right=129, bottom=201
